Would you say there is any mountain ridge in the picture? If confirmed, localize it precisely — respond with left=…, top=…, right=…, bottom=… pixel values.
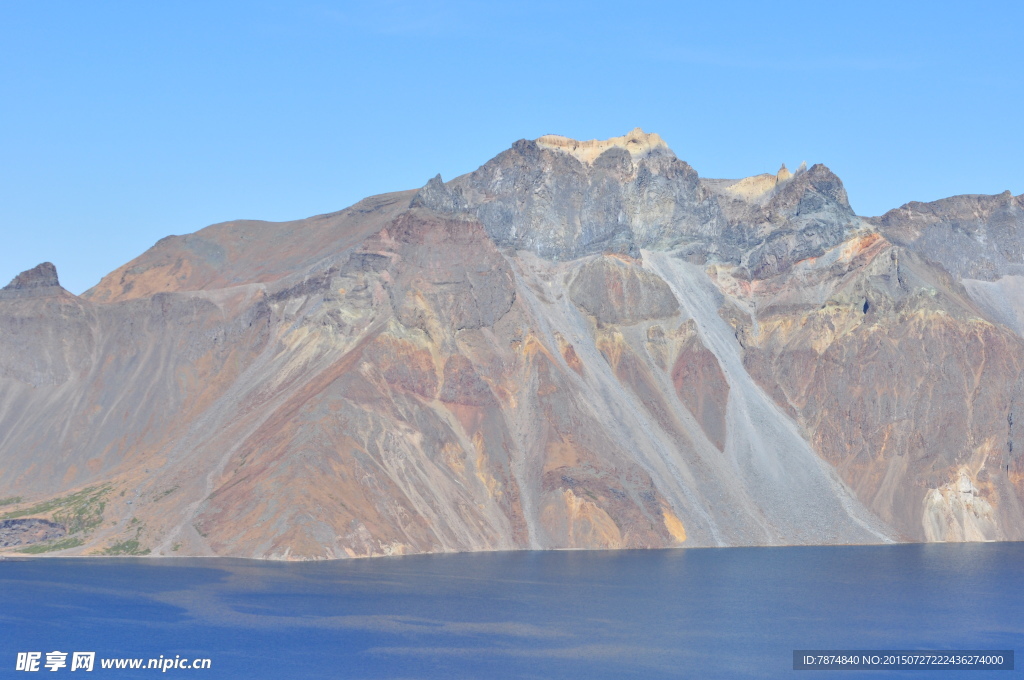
left=2, top=129, right=1022, bottom=559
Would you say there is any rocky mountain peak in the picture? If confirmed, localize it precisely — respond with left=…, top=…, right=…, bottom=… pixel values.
left=409, top=174, right=467, bottom=213
left=535, top=127, right=671, bottom=165
left=765, top=163, right=852, bottom=216
left=2, top=262, right=61, bottom=291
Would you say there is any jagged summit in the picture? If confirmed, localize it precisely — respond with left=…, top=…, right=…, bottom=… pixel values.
left=535, top=127, right=670, bottom=164
left=397, top=144, right=852, bottom=281
left=4, top=262, right=60, bottom=290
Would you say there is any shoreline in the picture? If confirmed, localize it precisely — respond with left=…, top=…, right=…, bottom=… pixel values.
left=3, top=538, right=1018, bottom=563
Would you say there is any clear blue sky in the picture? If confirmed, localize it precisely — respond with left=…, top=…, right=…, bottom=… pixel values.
left=2, top=1, right=1022, bottom=294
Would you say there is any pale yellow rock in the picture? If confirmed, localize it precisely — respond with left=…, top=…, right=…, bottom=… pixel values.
left=555, top=488, right=623, bottom=549
left=719, top=163, right=793, bottom=201
left=723, top=174, right=776, bottom=200
left=661, top=505, right=687, bottom=543
left=535, top=128, right=668, bottom=165
left=922, top=467, right=997, bottom=542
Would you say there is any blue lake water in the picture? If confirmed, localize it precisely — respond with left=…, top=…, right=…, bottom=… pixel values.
left=1, top=543, right=1021, bottom=678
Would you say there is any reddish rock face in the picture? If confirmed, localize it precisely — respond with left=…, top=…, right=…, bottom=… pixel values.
left=3, top=130, right=1023, bottom=559
left=440, top=354, right=494, bottom=406
left=362, top=334, right=438, bottom=399
left=671, top=322, right=729, bottom=451
left=83, top=191, right=417, bottom=303
left=726, top=237, right=1024, bottom=541
left=373, top=210, right=516, bottom=334
left=568, top=255, right=679, bottom=326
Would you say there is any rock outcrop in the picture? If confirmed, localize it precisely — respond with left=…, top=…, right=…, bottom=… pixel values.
left=0, top=519, right=66, bottom=547
left=873, top=191, right=1024, bottom=280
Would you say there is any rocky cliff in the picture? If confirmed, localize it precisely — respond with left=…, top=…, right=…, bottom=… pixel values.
left=2, top=129, right=1022, bottom=558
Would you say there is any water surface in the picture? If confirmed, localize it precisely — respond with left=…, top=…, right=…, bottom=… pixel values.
left=2, top=543, right=1021, bottom=678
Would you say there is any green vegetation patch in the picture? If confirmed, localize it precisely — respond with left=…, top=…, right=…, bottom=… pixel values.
left=153, top=485, right=179, bottom=502
left=0, top=496, right=23, bottom=507
left=0, top=485, right=111, bottom=535
left=19, top=537, right=84, bottom=554
left=98, top=539, right=150, bottom=556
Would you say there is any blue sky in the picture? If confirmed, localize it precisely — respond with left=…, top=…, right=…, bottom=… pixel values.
left=2, top=1, right=1022, bottom=294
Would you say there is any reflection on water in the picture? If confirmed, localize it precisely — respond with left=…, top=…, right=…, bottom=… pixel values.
left=2, top=543, right=1022, bottom=679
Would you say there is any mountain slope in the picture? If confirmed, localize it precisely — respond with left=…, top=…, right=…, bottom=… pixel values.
left=2, top=129, right=1022, bottom=558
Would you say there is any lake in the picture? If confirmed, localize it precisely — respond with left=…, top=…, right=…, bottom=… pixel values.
left=2, top=543, right=1021, bottom=678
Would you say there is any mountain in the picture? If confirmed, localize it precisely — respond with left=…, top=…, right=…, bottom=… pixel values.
left=2, top=128, right=1022, bottom=559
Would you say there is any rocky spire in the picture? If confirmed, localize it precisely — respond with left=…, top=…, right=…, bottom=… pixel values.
left=409, top=174, right=467, bottom=213
left=3, top=262, right=61, bottom=291
left=0, top=262, right=70, bottom=300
